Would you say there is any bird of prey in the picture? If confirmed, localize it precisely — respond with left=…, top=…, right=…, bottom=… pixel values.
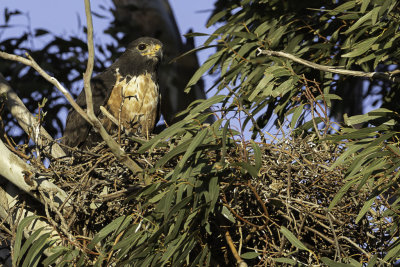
left=62, top=37, right=163, bottom=148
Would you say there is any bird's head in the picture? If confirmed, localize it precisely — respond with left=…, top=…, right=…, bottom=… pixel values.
left=126, top=37, right=163, bottom=63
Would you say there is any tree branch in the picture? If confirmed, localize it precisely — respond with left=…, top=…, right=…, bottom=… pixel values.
left=0, top=51, right=92, bottom=126
left=0, top=138, right=68, bottom=205
left=82, top=0, right=143, bottom=176
left=257, top=48, right=400, bottom=83
left=0, top=74, right=66, bottom=158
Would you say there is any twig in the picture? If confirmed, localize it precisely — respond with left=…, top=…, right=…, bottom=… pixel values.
left=337, top=236, right=371, bottom=258
left=247, top=181, right=270, bottom=222
left=99, top=106, right=123, bottom=131
left=225, top=230, right=248, bottom=267
left=96, top=186, right=142, bottom=202
left=327, top=211, right=341, bottom=261
left=286, top=164, right=292, bottom=215
left=257, top=49, right=400, bottom=83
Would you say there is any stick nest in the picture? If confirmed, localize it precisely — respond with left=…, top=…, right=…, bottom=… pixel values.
left=11, top=133, right=389, bottom=265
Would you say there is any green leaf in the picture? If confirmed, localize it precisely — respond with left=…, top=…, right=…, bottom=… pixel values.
left=155, top=139, right=191, bottom=168
left=341, top=36, right=379, bottom=58
left=233, top=162, right=259, bottom=178
left=172, top=128, right=209, bottom=180
left=87, top=216, right=131, bottom=250
left=366, top=255, right=378, bottom=267
left=42, top=247, right=70, bottom=266
left=241, top=252, right=260, bottom=259
left=384, top=242, right=400, bottom=261
left=343, top=9, right=373, bottom=35
left=315, top=94, right=342, bottom=101
left=272, top=78, right=294, bottom=97
left=188, top=95, right=227, bottom=116
left=251, top=140, right=262, bottom=172
left=220, top=120, right=230, bottom=164
left=288, top=104, right=304, bottom=129
left=355, top=196, right=376, bottom=223
left=207, top=9, right=228, bottom=27
left=149, top=190, right=168, bottom=203
left=360, top=0, right=371, bottom=13
left=268, top=25, right=287, bottom=48
left=186, top=50, right=223, bottom=90
left=344, top=108, right=393, bottom=126
left=280, top=226, right=309, bottom=251
left=19, top=227, right=46, bottom=267
left=161, top=232, right=188, bottom=263
left=13, top=215, right=39, bottom=267
left=221, top=206, right=236, bottom=223
left=167, top=195, right=192, bottom=220
left=333, top=1, right=356, bottom=13
left=329, top=178, right=359, bottom=210
left=22, top=232, right=50, bottom=267
left=248, top=73, right=274, bottom=101
left=273, top=257, right=297, bottom=264
left=183, top=32, right=209, bottom=38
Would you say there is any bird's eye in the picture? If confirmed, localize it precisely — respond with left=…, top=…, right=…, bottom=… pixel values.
left=138, top=44, right=147, bottom=50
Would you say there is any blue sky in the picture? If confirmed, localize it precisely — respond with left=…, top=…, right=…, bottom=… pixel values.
left=0, top=0, right=216, bottom=66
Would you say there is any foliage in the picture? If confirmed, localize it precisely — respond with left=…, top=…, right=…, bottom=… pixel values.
left=188, top=0, right=400, bottom=133
left=3, top=0, right=400, bottom=266
left=12, top=100, right=389, bottom=266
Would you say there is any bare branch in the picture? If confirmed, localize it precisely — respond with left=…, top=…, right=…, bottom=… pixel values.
left=0, top=74, right=66, bottom=158
left=83, top=0, right=143, bottom=176
left=83, top=0, right=95, bottom=120
left=0, top=138, right=68, bottom=206
left=0, top=51, right=92, bottom=125
left=100, top=106, right=121, bottom=128
left=257, top=48, right=400, bottom=83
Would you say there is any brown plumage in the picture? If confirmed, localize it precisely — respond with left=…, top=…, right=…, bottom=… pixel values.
left=63, top=37, right=163, bottom=148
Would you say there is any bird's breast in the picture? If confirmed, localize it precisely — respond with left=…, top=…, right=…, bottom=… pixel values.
left=104, top=72, right=159, bottom=135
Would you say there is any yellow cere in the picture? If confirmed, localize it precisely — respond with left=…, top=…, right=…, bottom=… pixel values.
left=141, top=44, right=161, bottom=57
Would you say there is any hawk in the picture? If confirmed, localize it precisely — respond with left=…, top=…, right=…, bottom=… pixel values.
left=63, top=37, right=163, bottom=148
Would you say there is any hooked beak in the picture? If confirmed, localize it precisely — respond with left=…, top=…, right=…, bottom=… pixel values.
left=142, top=44, right=163, bottom=61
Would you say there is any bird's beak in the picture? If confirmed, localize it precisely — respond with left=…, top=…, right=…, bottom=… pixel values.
left=142, top=44, right=163, bottom=60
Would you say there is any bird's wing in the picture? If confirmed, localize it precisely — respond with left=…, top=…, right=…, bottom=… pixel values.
left=63, top=69, right=116, bottom=148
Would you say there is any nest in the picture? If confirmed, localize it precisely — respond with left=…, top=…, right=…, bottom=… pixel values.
left=4, top=131, right=388, bottom=266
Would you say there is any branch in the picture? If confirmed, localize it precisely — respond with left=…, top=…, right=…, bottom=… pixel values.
left=0, top=51, right=91, bottom=125
left=0, top=74, right=66, bottom=158
left=100, top=106, right=124, bottom=131
left=0, top=138, right=68, bottom=205
left=257, top=49, right=400, bottom=83
left=83, top=0, right=143, bottom=176
left=225, top=230, right=248, bottom=267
